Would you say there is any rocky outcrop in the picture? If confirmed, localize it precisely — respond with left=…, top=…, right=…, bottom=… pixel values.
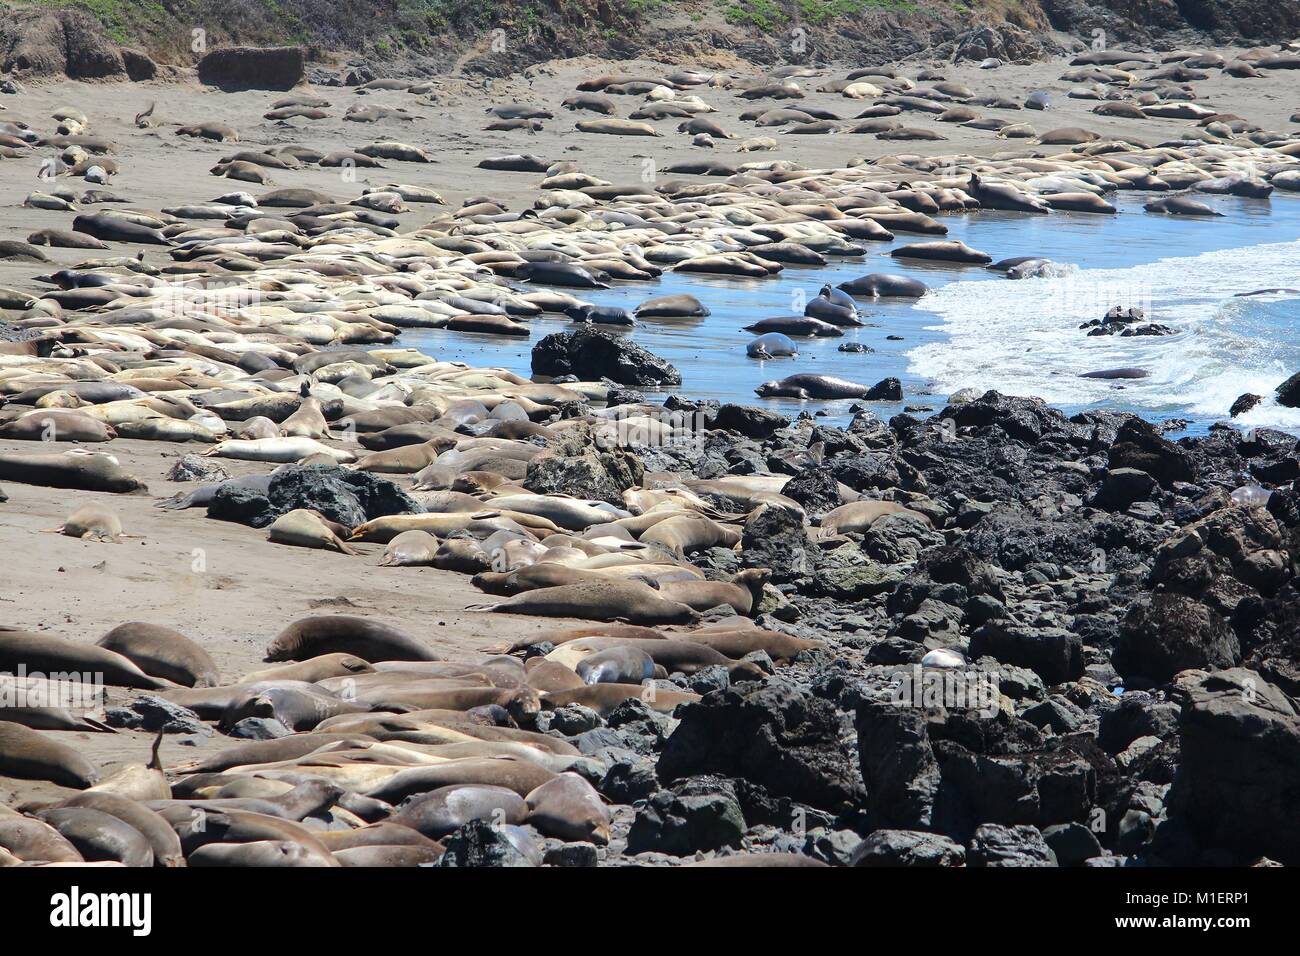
left=197, top=46, right=305, bottom=90
left=532, top=327, right=681, bottom=387
left=1163, top=669, right=1300, bottom=865
left=656, top=681, right=864, bottom=812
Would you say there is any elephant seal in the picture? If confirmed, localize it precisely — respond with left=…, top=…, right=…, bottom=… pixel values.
left=51, top=505, right=125, bottom=542
left=95, top=622, right=219, bottom=688
left=756, top=374, right=894, bottom=400
left=576, top=119, right=661, bottom=136
left=336, top=845, right=444, bottom=866
left=0, top=816, right=84, bottom=862
left=390, top=784, right=527, bottom=838
left=379, top=530, right=440, bottom=567
left=680, top=624, right=825, bottom=661
left=26, top=228, right=111, bottom=250
left=818, top=500, right=932, bottom=535
left=478, top=580, right=700, bottom=625
left=265, top=615, right=442, bottom=663
left=542, top=683, right=700, bottom=717
left=837, top=273, right=928, bottom=298
left=524, top=773, right=611, bottom=844
left=0, top=630, right=168, bottom=690
left=0, top=411, right=115, bottom=442
left=241, top=653, right=374, bottom=684
left=268, top=509, right=359, bottom=555
left=743, top=316, right=843, bottom=337
left=366, top=756, right=557, bottom=803
left=635, top=294, right=710, bottom=318
left=527, top=660, right=590, bottom=692
left=1080, top=367, right=1149, bottom=380
left=0, top=450, right=147, bottom=493
left=657, top=568, right=770, bottom=615
left=890, top=240, right=992, bottom=265
left=746, top=332, right=799, bottom=358
left=189, top=840, right=337, bottom=867
left=1144, top=195, right=1222, bottom=217
left=62, top=791, right=182, bottom=866
left=72, top=213, right=170, bottom=245
left=967, top=173, right=1050, bottom=214
left=0, top=721, right=100, bottom=788
left=34, top=807, right=154, bottom=867
left=574, top=646, right=657, bottom=684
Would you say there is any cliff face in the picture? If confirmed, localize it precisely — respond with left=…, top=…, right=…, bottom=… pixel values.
left=2, top=0, right=1298, bottom=81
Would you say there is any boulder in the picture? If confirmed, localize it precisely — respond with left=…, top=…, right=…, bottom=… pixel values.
left=969, top=621, right=1084, bottom=685
left=524, top=446, right=643, bottom=505
left=709, top=403, right=789, bottom=439
left=967, top=823, right=1058, bottom=866
left=656, top=681, right=864, bottom=812
left=1166, top=668, right=1300, bottom=865
left=855, top=701, right=940, bottom=829
left=626, top=776, right=746, bottom=855
left=435, top=821, right=540, bottom=867
left=1276, top=371, right=1300, bottom=409
left=1113, top=593, right=1240, bottom=684
left=850, top=829, right=965, bottom=866
left=1108, top=419, right=1196, bottom=487
left=532, top=327, right=681, bottom=387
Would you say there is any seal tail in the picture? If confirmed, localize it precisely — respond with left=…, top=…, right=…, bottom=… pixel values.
left=465, top=603, right=499, bottom=612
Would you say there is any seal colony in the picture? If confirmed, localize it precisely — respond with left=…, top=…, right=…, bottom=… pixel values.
left=1, top=40, right=1300, bottom=868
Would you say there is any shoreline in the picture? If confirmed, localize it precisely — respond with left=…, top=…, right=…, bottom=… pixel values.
left=0, top=46, right=1299, bottom=867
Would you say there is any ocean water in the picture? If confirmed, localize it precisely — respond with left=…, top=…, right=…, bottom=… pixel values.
left=404, top=192, right=1300, bottom=435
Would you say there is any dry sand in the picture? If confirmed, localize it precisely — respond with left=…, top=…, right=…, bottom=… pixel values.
left=0, top=47, right=1296, bottom=805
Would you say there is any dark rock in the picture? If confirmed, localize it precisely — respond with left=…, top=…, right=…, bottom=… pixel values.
left=967, top=824, right=1058, bottom=866
left=1230, top=393, right=1262, bottom=417
left=272, top=465, right=418, bottom=527
left=1097, top=692, right=1179, bottom=754
left=1108, top=419, right=1196, bottom=487
left=599, top=758, right=658, bottom=803
left=741, top=504, right=809, bottom=583
left=103, top=695, right=207, bottom=735
left=710, top=403, right=789, bottom=439
left=532, top=326, right=680, bottom=387
left=526, top=429, right=644, bottom=504
left=851, top=828, right=965, bottom=866
left=1091, top=467, right=1156, bottom=511
left=543, top=842, right=599, bottom=867
left=435, top=820, right=540, bottom=867
left=969, top=621, right=1084, bottom=685
left=1113, top=594, right=1240, bottom=685
left=197, top=46, right=306, bottom=91
left=657, top=681, right=863, bottom=812
left=1276, top=371, right=1300, bottom=409
left=865, top=377, right=903, bottom=401
left=1042, top=821, right=1102, bottom=866
left=1165, top=668, right=1300, bottom=865
left=547, top=704, right=602, bottom=736
left=626, top=777, right=746, bottom=855
left=855, top=701, right=940, bottom=829
left=165, top=455, right=230, bottom=483
left=781, top=465, right=842, bottom=515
